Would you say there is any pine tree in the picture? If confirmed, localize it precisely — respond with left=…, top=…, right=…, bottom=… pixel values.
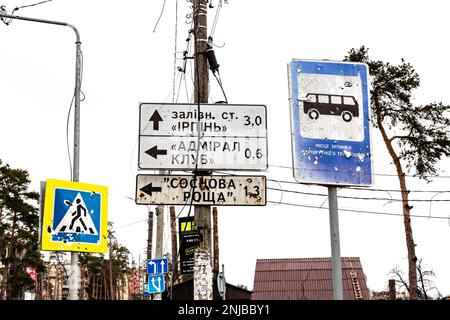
left=345, top=47, right=450, bottom=299
left=0, top=160, right=46, bottom=300
left=79, top=224, right=129, bottom=300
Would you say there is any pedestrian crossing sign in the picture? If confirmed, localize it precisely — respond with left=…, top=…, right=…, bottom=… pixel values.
left=41, top=179, right=108, bottom=253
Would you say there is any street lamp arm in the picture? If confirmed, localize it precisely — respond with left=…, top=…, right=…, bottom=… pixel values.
left=0, top=13, right=80, bottom=42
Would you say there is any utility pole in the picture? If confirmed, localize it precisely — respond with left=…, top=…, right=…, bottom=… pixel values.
left=144, top=208, right=154, bottom=300
left=169, top=206, right=179, bottom=285
left=0, top=13, right=82, bottom=301
left=154, top=206, right=164, bottom=299
left=213, top=207, right=219, bottom=276
left=389, top=279, right=396, bottom=300
left=147, top=209, right=154, bottom=261
left=193, top=0, right=213, bottom=301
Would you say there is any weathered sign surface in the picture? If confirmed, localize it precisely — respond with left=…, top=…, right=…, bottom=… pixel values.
left=135, top=174, right=266, bottom=206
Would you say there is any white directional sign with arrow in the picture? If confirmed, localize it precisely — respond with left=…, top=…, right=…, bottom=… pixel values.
left=138, top=103, right=268, bottom=170
left=136, top=174, right=266, bottom=206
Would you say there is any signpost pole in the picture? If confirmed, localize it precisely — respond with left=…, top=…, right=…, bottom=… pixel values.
left=193, top=0, right=213, bottom=301
left=0, top=13, right=83, bottom=301
left=328, top=186, right=343, bottom=300
left=288, top=60, right=372, bottom=301
left=69, top=27, right=82, bottom=302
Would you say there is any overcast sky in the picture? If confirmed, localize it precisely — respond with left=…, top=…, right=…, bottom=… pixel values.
left=1, top=0, right=450, bottom=297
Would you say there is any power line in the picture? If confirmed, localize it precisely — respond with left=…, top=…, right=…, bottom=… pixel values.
left=153, top=0, right=167, bottom=33
left=269, top=164, right=450, bottom=179
left=267, top=187, right=450, bottom=202
left=116, top=219, right=148, bottom=229
left=267, top=178, right=450, bottom=194
left=12, top=0, right=53, bottom=13
left=211, top=171, right=450, bottom=193
left=65, top=46, right=84, bottom=181
left=212, top=70, right=228, bottom=103
left=209, top=0, right=223, bottom=41
left=172, top=0, right=179, bottom=103
left=267, top=200, right=449, bottom=220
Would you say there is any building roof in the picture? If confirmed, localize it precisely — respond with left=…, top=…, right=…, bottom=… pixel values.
left=252, top=257, right=370, bottom=300
left=163, top=278, right=252, bottom=300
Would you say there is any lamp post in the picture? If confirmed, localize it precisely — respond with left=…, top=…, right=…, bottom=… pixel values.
left=0, top=13, right=82, bottom=300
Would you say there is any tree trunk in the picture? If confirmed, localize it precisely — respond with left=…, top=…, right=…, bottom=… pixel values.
left=103, top=269, right=108, bottom=300
left=91, top=273, right=96, bottom=299
left=375, top=103, right=418, bottom=299
left=417, top=261, right=428, bottom=300
left=109, top=258, right=114, bottom=300
left=98, top=275, right=102, bottom=300
left=2, top=210, right=18, bottom=300
left=45, top=271, right=50, bottom=300
left=80, top=267, right=84, bottom=300
left=0, top=250, right=9, bottom=299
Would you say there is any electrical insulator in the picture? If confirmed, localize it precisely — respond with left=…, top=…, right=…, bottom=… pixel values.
left=205, top=45, right=220, bottom=73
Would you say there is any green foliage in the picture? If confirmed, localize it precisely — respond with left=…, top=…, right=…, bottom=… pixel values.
left=0, top=159, right=45, bottom=299
left=345, top=46, right=450, bottom=179
left=79, top=223, right=130, bottom=299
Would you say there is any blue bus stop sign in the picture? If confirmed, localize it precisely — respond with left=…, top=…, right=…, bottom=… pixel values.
left=288, top=59, right=373, bottom=186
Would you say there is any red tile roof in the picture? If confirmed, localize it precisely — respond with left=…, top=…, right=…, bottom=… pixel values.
left=252, top=257, right=370, bottom=300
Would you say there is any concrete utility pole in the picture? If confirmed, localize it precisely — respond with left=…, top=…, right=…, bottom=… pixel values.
left=192, top=0, right=213, bottom=301
left=154, top=206, right=164, bottom=299
left=144, top=208, right=154, bottom=300
left=0, top=13, right=82, bottom=301
left=169, top=206, right=179, bottom=284
left=147, top=209, right=154, bottom=261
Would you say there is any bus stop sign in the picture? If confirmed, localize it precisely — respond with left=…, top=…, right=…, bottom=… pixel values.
left=288, top=59, right=373, bottom=186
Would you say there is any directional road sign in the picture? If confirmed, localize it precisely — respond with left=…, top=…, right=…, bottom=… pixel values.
left=146, top=258, right=168, bottom=275
left=40, top=179, right=108, bottom=253
left=288, top=59, right=373, bottom=186
left=147, top=275, right=165, bottom=294
left=135, top=174, right=266, bottom=206
left=138, top=103, right=268, bottom=170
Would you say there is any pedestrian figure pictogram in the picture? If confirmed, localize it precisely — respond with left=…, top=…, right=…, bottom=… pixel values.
left=55, top=192, right=98, bottom=235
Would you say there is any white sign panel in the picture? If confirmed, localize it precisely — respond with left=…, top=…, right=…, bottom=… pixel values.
left=138, top=103, right=268, bottom=170
left=136, top=174, right=266, bottom=206
left=138, top=136, right=267, bottom=170
left=140, top=103, right=267, bottom=137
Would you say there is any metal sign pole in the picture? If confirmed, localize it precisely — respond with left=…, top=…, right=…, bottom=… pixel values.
left=0, top=13, right=82, bottom=301
left=328, top=186, right=343, bottom=300
left=69, top=31, right=82, bottom=302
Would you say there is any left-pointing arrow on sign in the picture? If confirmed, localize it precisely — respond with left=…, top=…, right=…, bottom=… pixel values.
left=145, top=145, right=167, bottom=159
left=140, top=183, right=162, bottom=196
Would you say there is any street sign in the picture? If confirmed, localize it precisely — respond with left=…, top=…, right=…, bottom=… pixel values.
left=135, top=174, right=266, bottom=206
left=146, top=258, right=168, bottom=275
left=147, top=275, right=165, bottom=294
left=138, top=103, right=268, bottom=170
left=143, top=282, right=150, bottom=296
left=40, top=179, right=108, bottom=253
left=288, top=59, right=373, bottom=186
left=178, top=216, right=200, bottom=275
left=140, top=103, right=267, bottom=137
